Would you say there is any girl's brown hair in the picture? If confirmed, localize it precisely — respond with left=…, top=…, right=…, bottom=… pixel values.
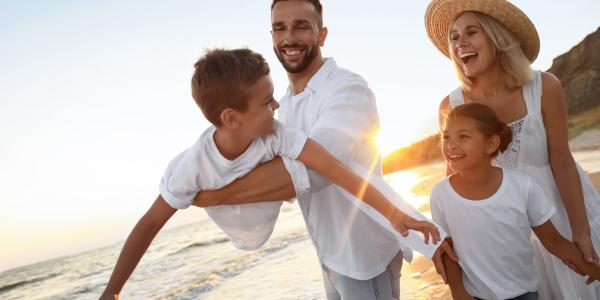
left=445, top=103, right=513, bottom=157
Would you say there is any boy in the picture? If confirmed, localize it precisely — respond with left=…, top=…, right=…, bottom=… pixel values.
left=100, top=48, right=443, bottom=299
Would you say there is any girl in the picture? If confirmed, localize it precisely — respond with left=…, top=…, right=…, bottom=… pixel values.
left=431, top=103, right=600, bottom=300
left=425, top=0, right=600, bottom=298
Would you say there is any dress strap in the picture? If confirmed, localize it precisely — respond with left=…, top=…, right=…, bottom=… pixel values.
left=522, top=70, right=542, bottom=115
left=448, top=87, right=465, bottom=108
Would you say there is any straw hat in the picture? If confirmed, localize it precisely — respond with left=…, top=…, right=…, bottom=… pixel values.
left=424, top=0, right=540, bottom=62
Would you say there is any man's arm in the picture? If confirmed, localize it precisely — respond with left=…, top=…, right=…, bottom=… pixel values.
left=192, top=157, right=296, bottom=207
left=100, top=195, right=176, bottom=299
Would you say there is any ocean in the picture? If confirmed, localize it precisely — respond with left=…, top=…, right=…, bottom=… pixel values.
left=0, top=199, right=334, bottom=300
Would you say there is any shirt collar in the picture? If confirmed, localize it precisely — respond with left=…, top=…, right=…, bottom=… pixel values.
left=286, top=57, right=336, bottom=97
left=306, top=57, right=336, bottom=93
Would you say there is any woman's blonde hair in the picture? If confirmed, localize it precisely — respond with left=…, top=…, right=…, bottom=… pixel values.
left=449, top=12, right=532, bottom=91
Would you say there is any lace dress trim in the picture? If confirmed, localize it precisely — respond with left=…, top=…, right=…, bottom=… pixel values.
left=493, top=117, right=525, bottom=169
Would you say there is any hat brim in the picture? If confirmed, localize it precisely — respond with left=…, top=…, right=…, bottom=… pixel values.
left=425, top=0, right=540, bottom=63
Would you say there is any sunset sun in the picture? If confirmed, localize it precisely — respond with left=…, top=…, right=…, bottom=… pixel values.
left=376, top=130, right=402, bottom=156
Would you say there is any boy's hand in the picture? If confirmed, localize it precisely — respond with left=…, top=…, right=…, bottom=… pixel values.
left=99, top=294, right=119, bottom=300
left=392, top=214, right=441, bottom=245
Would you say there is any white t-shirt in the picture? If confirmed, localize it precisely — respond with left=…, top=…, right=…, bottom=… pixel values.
left=159, top=120, right=307, bottom=250
left=430, top=169, right=556, bottom=300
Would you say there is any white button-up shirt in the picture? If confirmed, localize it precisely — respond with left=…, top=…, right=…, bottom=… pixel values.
left=279, top=58, right=445, bottom=280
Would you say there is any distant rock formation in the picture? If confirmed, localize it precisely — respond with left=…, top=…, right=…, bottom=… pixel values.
left=382, top=135, right=442, bottom=174
left=547, top=27, right=600, bottom=115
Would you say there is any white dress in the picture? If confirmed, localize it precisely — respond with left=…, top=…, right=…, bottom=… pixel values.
left=449, top=70, right=600, bottom=300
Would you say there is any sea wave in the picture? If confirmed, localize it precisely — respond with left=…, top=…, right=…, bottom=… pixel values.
left=166, top=237, right=231, bottom=257
left=0, top=272, right=60, bottom=294
left=157, top=230, right=309, bottom=299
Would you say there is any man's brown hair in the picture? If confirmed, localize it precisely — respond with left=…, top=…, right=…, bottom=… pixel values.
left=191, top=48, right=270, bottom=126
left=271, top=0, right=323, bottom=28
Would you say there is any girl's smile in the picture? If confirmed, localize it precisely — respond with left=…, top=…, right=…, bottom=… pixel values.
left=442, top=116, right=497, bottom=173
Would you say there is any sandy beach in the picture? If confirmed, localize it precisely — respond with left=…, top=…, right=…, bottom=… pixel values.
left=397, top=149, right=600, bottom=299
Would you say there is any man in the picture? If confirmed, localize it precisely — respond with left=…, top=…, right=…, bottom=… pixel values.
left=195, top=1, right=455, bottom=298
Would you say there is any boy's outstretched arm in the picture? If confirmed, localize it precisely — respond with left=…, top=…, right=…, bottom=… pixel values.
left=533, top=220, right=600, bottom=284
left=297, top=139, right=441, bottom=243
left=99, top=195, right=176, bottom=299
left=192, top=157, right=295, bottom=207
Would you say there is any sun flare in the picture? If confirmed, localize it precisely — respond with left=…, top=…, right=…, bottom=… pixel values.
left=375, top=130, right=404, bottom=156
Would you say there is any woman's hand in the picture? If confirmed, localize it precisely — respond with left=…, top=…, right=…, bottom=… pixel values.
left=573, top=232, right=599, bottom=265
left=564, top=231, right=599, bottom=284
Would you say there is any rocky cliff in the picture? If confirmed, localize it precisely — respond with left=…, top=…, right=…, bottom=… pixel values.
left=547, top=26, right=600, bottom=115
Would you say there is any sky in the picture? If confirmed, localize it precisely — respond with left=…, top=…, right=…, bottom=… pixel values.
left=1, top=0, right=599, bottom=272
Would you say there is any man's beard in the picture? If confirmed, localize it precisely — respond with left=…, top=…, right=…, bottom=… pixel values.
left=274, top=43, right=319, bottom=74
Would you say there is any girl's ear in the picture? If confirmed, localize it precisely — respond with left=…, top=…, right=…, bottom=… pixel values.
left=486, top=134, right=501, bottom=155
left=220, top=108, right=241, bottom=129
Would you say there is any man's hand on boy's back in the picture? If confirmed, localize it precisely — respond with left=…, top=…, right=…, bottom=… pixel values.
left=193, top=190, right=219, bottom=207
left=192, top=157, right=296, bottom=208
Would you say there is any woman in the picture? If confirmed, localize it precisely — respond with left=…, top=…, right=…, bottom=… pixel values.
left=424, top=0, right=600, bottom=299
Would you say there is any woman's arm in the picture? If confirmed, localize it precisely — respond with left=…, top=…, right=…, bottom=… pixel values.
left=540, top=72, right=597, bottom=263
left=297, top=139, right=441, bottom=243
left=100, top=196, right=176, bottom=299
left=533, top=219, right=600, bottom=283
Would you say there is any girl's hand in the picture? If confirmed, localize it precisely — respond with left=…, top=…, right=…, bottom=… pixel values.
left=572, top=233, right=600, bottom=285
left=392, top=214, right=441, bottom=245
left=432, top=238, right=459, bottom=284
left=562, top=259, right=598, bottom=285
left=584, top=261, right=600, bottom=285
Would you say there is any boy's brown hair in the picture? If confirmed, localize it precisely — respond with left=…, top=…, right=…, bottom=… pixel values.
left=191, top=48, right=270, bottom=126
